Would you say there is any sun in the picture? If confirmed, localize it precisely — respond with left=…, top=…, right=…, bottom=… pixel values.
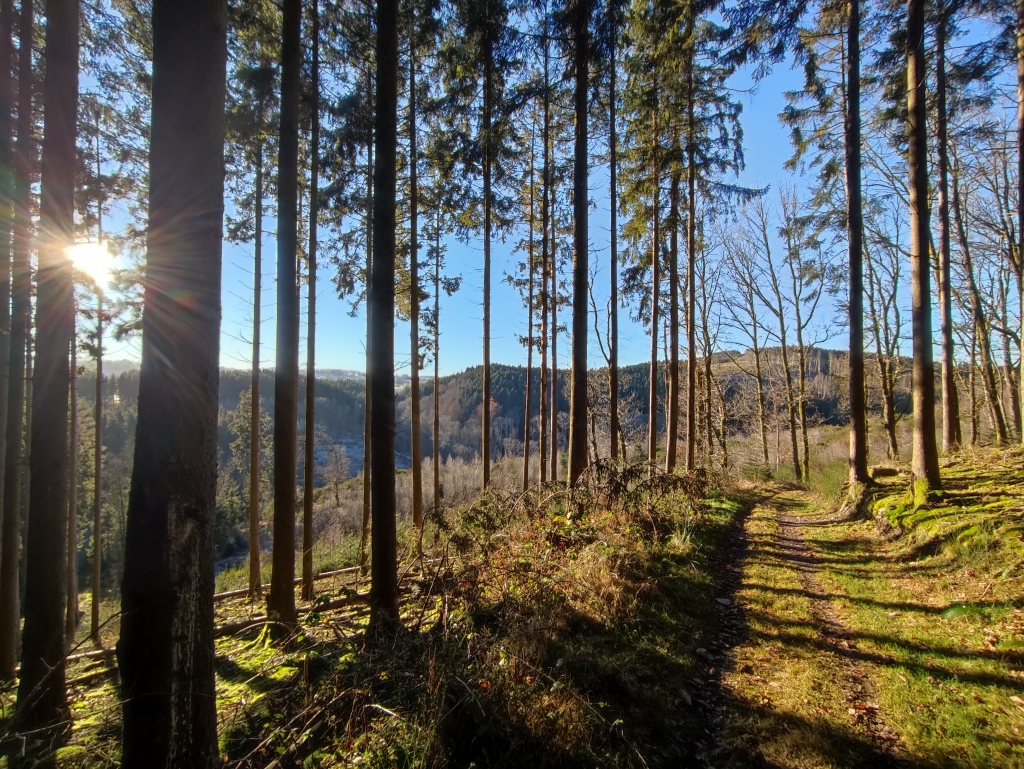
left=68, top=241, right=112, bottom=290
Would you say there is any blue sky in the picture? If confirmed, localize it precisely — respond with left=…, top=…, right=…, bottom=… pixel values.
left=106, top=62, right=807, bottom=375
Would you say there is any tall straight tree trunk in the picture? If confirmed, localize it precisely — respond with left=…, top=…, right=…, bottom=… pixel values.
left=540, top=23, right=550, bottom=482
left=67, top=325, right=78, bottom=646
left=117, top=2, right=227, bottom=762
left=481, top=42, right=493, bottom=490
left=248, top=143, right=263, bottom=600
left=409, top=46, right=423, bottom=532
left=360, top=79, right=373, bottom=573
left=607, top=0, right=620, bottom=463
left=969, top=329, right=979, bottom=445
left=302, top=2, right=320, bottom=601
left=0, top=0, right=32, bottom=679
left=15, top=0, right=77, bottom=733
left=432, top=210, right=441, bottom=514
left=549, top=175, right=558, bottom=481
left=91, top=297, right=102, bottom=644
left=523, top=128, right=535, bottom=492
left=665, top=167, right=679, bottom=473
left=685, top=25, right=697, bottom=473
left=567, top=0, right=589, bottom=487
left=0, top=0, right=12, bottom=658
left=647, top=89, right=660, bottom=473
left=907, top=0, right=941, bottom=493
left=1017, top=0, right=1024, bottom=446
left=935, top=8, right=960, bottom=452
left=269, top=0, right=301, bottom=627
left=370, top=0, right=399, bottom=626
left=846, top=0, right=870, bottom=482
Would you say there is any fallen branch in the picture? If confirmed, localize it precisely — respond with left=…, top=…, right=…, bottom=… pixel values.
left=214, top=566, right=362, bottom=602
left=67, top=666, right=118, bottom=688
left=214, top=594, right=369, bottom=638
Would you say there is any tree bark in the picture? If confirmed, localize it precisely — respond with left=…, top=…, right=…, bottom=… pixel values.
left=268, top=0, right=301, bottom=627
left=432, top=209, right=441, bottom=515
left=91, top=295, right=102, bottom=644
left=370, top=0, right=399, bottom=626
left=248, top=143, right=263, bottom=600
left=607, top=0, right=620, bottom=463
left=0, top=0, right=12, bottom=659
left=16, top=0, right=77, bottom=733
left=846, top=0, right=870, bottom=481
left=117, top=1, right=226, bottom=764
left=665, top=167, right=679, bottom=473
left=648, top=84, right=660, bottom=474
left=934, top=7, right=960, bottom=452
left=1017, top=0, right=1024, bottom=446
left=685, top=28, right=697, bottom=473
left=567, top=0, right=589, bottom=487
left=409, top=44, right=423, bottom=533
left=907, top=0, right=941, bottom=492
left=0, top=0, right=31, bottom=681
left=360, top=67, right=373, bottom=574
left=481, top=39, right=493, bottom=490
left=302, top=0, right=320, bottom=601
left=523, top=125, right=535, bottom=492
left=67, top=324, right=78, bottom=646
left=540, top=21, right=550, bottom=482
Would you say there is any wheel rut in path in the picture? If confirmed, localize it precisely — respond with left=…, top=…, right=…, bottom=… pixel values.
left=703, top=488, right=909, bottom=769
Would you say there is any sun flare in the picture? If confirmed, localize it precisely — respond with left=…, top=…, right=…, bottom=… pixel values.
left=68, top=241, right=112, bottom=290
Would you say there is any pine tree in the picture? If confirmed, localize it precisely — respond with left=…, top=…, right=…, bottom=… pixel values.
left=16, top=0, right=79, bottom=734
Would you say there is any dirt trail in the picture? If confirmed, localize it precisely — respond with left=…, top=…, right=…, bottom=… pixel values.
left=706, top=487, right=909, bottom=769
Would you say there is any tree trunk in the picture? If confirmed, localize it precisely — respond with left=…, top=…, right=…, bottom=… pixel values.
left=370, top=0, right=399, bottom=627
left=91, top=296, right=102, bottom=645
left=934, top=9, right=960, bottom=452
left=409, top=45, right=423, bottom=533
left=0, top=0, right=31, bottom=681
left=268, top=0, right=301, bottom=627
left=907, top=0, right=941, bottom=493
left=1018, top=0, right=1024, bottom=446
left=248, top=143, right=263, bottom=600
left=648, top=86, right=660, bottom=474
left=685, top=31, right=697, bottom=473
left=117, top=2, right=226, bottom=764
left=665, top=167, right=679, bottom=473
left=846, top=0, right=870, bottom=481
left=432, top=210, right=441, bottom=515
left=67, top=325, right=78, bottom=647
left=302, top=1, right=320, bottom=601
left=3, top=0, right=31, bottom=662
left=482, top=40, right=492, bottom=490
left=550, top=202, right=558, bottom=481
left=0, top=0, right=11, bottom=657
left=360, top=67, right=373, bottom=574
left=608, top=0, right=620, bottom=463
left=567, top=0, right=589, bottom=487
left=523, top=127, right=535, bottom=492
left=541, top=24, right=549, bottom=482
left=16, top=0, right=78, bottom=733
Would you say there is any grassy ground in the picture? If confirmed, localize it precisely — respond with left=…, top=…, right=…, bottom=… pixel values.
left=715, top=448, right=1024, bottom=769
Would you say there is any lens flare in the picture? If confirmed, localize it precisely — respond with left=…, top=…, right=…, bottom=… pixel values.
left=68, top=241, right=112, bottom=290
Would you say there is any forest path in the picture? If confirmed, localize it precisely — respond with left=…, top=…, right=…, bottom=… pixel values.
left=706, top=486, right=911, bottom=769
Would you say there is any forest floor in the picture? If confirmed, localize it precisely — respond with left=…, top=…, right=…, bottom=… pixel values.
left=5, top=449, right=1024, bottom=768
left=708, top=449, right=1024, bottom=769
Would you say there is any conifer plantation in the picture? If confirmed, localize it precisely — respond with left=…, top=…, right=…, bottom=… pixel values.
left=0, top=0, right=1022, bottom=765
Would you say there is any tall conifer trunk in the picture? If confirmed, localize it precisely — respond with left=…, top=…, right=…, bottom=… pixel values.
left=268, top=0, right=302, bottom=626
left=567, top=0, right=590, bottom=486
left=370, top=0, right=399, bottom=625
left=685, top=19, right=697, bottom=472
left=540, top=20, right=550, bottom=481
left=934, top=6, right=960, bottom=452
left=409, top=45, right=423, bottom=532
left=248, top=143, right=263, bottom=600
left=607, top=0, right=620, bottom=463
left=647, top=84, right=660, bottom=473
left=16, top=0, right=78, bottom=732
left=432, top=211, right=441, bottom=514
left=0, top=0, right=32, bottom=679
left=117, top=0, right=227, bottom=763
left=360, top=68, right=373, bottom=573
left=67, top=326, right=78, bottom=645
left=302, top=1, right=320, bottom=600
left=846, top=0, right=870, bottom=481
left=523, top=127, right=535, bottom=492
left=665, top=166, right=679, bottom=473
left=0, top=0, right=12, bottom=654
left=91, top=297, right=102, bottom=644
left=907, top=0, right=941, bottom=492
left=482, top=40, right=493, bottom=490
